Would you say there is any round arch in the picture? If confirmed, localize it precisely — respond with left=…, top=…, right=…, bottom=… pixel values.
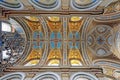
left=70, top=72, right=98, bottom=80
left=0, top=0, right=24, bottom=10
left=0, top=72, right=26, bottom=80
left=32, top=72, right=61, bottom=80
left=28, top=0, right=61, bottom=11
left=70, top=0, right=102, bottom=11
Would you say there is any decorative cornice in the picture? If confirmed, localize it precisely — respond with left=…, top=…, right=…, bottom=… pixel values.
left=0, top=9, right=104, bottom=20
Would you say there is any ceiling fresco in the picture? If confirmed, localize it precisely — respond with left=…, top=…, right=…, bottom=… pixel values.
left=0, top=15, right=120, bottom=71
left=87, top=25, right=113, bottom=57
left=22, top=16, right=84, bottom=67
left=0, top=15, right=117, bottom=68
left=0, top=0, right=120, bottom=80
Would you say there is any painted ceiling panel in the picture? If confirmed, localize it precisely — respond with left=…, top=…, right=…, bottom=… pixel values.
left=0, top=1, right=120, bottom=80
left=87, top=25, right=113, bottom=57
left=22, top=16, right=84, bottom=67
left=0, top=15, right=120, bottom=80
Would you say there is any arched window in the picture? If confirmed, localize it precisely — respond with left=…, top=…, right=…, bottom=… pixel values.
left=0, top=72, right=25, bottom=80
left=70, top=59, right=83, bottom=66
left=48, top=59, right=60, bottom=66
left=24, top=59, right=39, bottom=66
left=70, top=72, right=98, bottom=80
left=32, top=72, right=61, bottom=80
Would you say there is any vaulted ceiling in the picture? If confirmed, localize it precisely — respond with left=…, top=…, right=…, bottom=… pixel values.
left=0, top=0, right=120, bottom=79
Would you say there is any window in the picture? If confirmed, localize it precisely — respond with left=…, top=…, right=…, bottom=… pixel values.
left=48, top=59, right=59, bottom=66
left=76, top=78, right=89, bottom=80
left=24, top=60, right=39, bottom=66
left=2, top=22, right=11, bottom=32
left=71, top=60, right=83, bottom=66
left=2, top=50, right=10, bottom=59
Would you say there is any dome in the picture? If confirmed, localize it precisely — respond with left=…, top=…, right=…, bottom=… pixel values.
left=0, top=18, right=27, bottom=69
